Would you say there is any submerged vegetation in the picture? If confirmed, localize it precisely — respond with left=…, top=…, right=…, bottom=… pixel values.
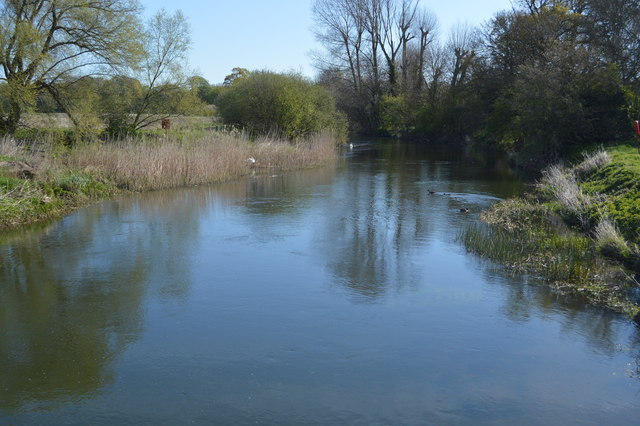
left=463, top=144, right=640, bottom=318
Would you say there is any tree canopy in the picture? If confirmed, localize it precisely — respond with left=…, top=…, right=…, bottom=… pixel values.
left=0, top=0, right=144, bottom=133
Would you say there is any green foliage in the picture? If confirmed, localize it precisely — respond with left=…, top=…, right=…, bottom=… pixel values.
left=217, top=71, right=347, bottom=140
left=0, top=0, right=144, bottom=134
left=97, top=76, right=144, bottom=136
left=499, top=143, right=640, bottom=271
left=0, top=176, right=24, bottom=191
left=223, top=68, right=250, bottom=87
left=507, top=58, right=626, bottom=166
left=13, top=128, right=78, bottom=147
left=188, top=76, right=222, bottom=104
left=379, top=95, right=415, bottom=138
left=415, top=92, right=485, bottom=141
left=48, top=170, right=112, bottom=199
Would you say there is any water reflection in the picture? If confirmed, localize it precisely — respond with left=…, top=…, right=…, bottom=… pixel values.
left=480, top=263, right=639, bottom=359
left=243, top=163, right=338, bottom=216
left=0, top=220, right=147, bottom=411
left=0, top=187, right=212, bottom=411
left=320, top=141, right=523, bottom=302
left=1, top=140, right=639, bottom=423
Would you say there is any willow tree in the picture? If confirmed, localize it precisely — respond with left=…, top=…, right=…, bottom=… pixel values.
left=0, top=0, right=143, bottom=134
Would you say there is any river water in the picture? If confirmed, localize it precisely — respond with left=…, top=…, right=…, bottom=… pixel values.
left=1, top=140, right=640, bottom=425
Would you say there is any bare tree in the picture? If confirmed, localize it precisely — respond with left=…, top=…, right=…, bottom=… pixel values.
left=423, top=41, right=447, bottom=105
left=412, top=7, right=438, bottom=92
left=313, top=0, right=366, bottom=94
left=313, top=0, right=437, bottom=129
left=448, top=22, right=477, bottom=94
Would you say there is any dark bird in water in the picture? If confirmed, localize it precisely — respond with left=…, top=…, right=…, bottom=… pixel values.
left=460, top=208, right=469, bottom=213
left=428, top=189, right=436, bottom=195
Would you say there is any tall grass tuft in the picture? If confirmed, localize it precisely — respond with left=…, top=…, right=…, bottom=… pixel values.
left=0, top=137, right=21, bottom=159
left=470, top=145, right=639, bottom=317
left=0, top=130, right=338, bottom=230
left=573, top=148, right=610, bottom=178
left=540, top=165, right=591, bottom=215
left=594, top=217, right=631, bottom=258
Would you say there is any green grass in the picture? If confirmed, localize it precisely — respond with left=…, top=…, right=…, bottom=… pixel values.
left=0, top=176, right=25, bottom=191
left=578, top=143, right=640, bottom=246
left=467, top=142, right=640, bottom=319
left=0, top=168, right=117, bottom=230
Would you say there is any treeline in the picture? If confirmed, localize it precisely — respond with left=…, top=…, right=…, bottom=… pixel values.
left=0, top=1, right=345, bottom=141
left=1, top=66, right=345, bottom=142
left=313, top=0, right=640, bottom=168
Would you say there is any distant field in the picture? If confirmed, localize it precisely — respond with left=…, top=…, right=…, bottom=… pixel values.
left=21, top=113, right=217, bottom=130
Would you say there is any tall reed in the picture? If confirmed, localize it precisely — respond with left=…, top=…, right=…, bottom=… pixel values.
left=63, top=131, right=337, bottom=191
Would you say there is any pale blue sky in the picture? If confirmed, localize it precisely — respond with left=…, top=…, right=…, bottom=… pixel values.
left=139, top=0, right=514, bottom=84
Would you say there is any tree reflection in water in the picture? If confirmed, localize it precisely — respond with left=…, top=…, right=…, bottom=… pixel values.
left=0, top=186, right=212, bottom=411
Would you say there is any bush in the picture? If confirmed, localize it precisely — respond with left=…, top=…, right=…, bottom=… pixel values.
left=216, top=71, right=347, bottom=141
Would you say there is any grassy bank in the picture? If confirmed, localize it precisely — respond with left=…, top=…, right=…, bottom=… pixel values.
left=463, top=142, right=640, bottom=319
left=0, top=130, right=338, bottom=230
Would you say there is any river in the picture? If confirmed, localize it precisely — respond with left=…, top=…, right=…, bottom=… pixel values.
left=1, top=140, right=640, bottom=425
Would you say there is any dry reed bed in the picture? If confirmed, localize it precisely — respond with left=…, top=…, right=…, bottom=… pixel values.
left=0, top=131, right=337, bottom=230
left=64, top=131, right=337, bottom=191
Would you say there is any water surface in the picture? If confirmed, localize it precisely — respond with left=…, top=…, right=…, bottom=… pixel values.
left=1, top=140, right=640, bottom=425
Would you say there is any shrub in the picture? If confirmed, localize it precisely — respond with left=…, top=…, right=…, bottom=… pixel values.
left=216, top=71, right=347, bottom=141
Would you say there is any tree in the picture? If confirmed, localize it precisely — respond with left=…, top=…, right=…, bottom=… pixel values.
left=0, top=0, right=143, bottom=134
left=573, top=0, right=640, bottom=83
left=312, top=0, right=437, bottom=133
left=223, top=67, right=250, bottom=86
left=98, top=75, right=144, bottom=135
left=188, top=75, right=221, bottom=104
left=126, top=9, right=193, bottom=132
left=479, top=3, right=627, bottom=167
left=412, top=8, right=438, bottom=93
left=448, top=23, right=477, bottom=96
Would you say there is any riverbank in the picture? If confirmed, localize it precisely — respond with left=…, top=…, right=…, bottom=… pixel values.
left=464, top=141, right=640, bottom=319
left=0, top=130, right=338, bottom=231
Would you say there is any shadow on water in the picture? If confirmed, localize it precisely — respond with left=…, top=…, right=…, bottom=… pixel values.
left=478, top=260, right=640, bottom=361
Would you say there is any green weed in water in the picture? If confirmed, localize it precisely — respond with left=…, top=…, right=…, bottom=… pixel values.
left=461, top=221, right=639, bottom=317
